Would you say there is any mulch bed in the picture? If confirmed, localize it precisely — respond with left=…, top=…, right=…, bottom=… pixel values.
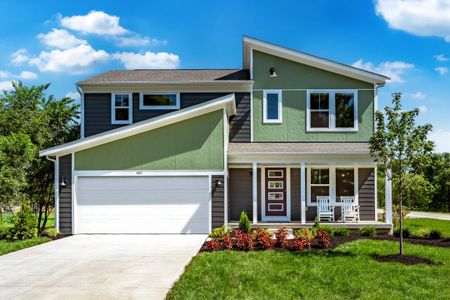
left=370, top=236, right=450, bottom=248
left=372, top=254, right=439, bottom=265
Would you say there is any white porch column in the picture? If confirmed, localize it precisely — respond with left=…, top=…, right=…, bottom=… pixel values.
left=385, top=169, right=393, bottom=224
left=300, top=161, right=306, bottom=224
left=252, top=162, right=258, bottom=224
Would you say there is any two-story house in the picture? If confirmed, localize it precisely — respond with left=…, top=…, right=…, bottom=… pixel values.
left=40, top=37, right=393, bottom=234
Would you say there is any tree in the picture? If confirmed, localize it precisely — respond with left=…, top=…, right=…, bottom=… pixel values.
left=369, top=93, right=434, bottom=255
left=423, top=153, right=450, bottom=212
left=398, top=173, right=435, bottom=210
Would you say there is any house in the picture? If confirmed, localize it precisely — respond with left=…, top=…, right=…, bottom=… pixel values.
left=40, top=36, right=393, bottom=234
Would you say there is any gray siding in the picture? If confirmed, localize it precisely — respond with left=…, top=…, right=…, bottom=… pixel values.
left=358, top=168, right=376, bottom=221
left=84, top=92, right=251, bottom=141
left=211, top=175, right=225, bottom=229
left=290, top=168, right=301, bottom=222
left=228, top=168, right=261, bottom=222
left=58, top=154, right=72, bottom=234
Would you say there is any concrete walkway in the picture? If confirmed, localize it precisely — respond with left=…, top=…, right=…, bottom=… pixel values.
left=0, top=234, right=207, bottom=300
left=407, top=211, right=450, bottom=221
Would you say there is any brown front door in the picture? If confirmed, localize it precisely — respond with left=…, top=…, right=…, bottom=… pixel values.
left=265, top=168, right=287, bottom=217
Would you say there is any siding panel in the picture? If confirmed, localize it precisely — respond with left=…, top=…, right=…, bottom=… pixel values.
left=290, top=168, right=301, bottom=222
left=58, top=154, right=72, bottom=234
left=212, top=175, right=225, bottom=229
left=359, top=168, right=376, bottom=221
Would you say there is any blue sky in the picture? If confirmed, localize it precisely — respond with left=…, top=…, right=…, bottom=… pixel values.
left=0, top=0, right=449, bottom=151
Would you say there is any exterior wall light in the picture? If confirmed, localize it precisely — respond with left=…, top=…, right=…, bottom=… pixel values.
left=269, top=67, right=277, bottom=77
left=60, top=177, right=67, bottom=187
left=215, top=179, right=223, bottom=187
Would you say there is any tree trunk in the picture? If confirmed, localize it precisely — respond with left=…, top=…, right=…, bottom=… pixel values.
left=37, top=203, right=44, bottom=233
left=399, top=171, right=404, bottom=256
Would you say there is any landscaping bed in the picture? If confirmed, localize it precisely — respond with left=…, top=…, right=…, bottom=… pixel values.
left=372, top=254, right=439, bottom=265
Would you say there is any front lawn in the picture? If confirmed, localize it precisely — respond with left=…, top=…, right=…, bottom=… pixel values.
left=405, top=218, right=450, bottom=237
left=167, top=240, right=450, bottom=299
left=0, top=237, right=51, bottom=256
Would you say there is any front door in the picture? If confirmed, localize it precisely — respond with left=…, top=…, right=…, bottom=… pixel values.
left=265, top=168, right=287, bottom=217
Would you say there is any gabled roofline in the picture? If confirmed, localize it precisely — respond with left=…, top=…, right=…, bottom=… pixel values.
left=40, top=94, right=236, bottom=157
left=242, top=36, right=389, bottom=84
left=77, top=80, right=253, bottom=87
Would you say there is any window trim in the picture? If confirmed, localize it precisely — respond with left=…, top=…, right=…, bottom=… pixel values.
left=263, top=89, right=282, bottom=124
left=111, top=92, right=133, bottom=125
left=308, top=167, right=331, bottom=206
left=139, top=91, right=180, bottom=110
left=306, top=89, right=358, bottom=132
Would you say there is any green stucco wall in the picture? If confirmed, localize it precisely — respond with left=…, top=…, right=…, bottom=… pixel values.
left=252, top=50, right=374, bottom=141
left=75, top=110, right=224, bottom=170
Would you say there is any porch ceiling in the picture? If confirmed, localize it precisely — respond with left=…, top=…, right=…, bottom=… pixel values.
left=228, top=142, right=370, bottom=155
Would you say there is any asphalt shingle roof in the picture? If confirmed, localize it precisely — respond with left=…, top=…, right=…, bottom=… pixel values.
left=228, top=143, right=370, bottom=154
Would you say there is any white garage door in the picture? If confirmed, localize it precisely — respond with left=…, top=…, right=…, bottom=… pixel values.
left=75, top=176, right=210, bottom=234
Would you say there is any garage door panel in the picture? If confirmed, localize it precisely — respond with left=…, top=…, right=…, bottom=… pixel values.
left=76, top=176, right=210, bottom=234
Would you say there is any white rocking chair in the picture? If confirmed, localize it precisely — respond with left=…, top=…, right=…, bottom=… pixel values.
left=341, top=196, right=359, bottom=222
left=317, top=196, right=335, bottom=222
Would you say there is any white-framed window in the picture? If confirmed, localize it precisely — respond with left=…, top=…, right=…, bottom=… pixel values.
left=111, top=93, right=132, bottom=124
left=268, top=203, right=284, bottom=211
left=268, top=170, right=284, bottom=178
left=308, top=168, right=330, bottom=205
left=307, top=90, right=358, bottom=131
left=335, top=168, right=355, bottom=202
left=268, top=181, right=284, bottom=189
left=140, top=92, right=180, bottom=110
left=263, top=90, right=282, bottom=123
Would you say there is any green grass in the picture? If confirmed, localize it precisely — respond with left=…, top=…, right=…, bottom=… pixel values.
left=167, top=240, right=450, bottom=300
left=405, top=218, right=450, bottom=238
left=0, top=237, right=51, bottom=256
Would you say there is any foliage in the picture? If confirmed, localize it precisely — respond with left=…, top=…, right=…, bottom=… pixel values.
left=333, top=227, right=350, bottom=237
left=210, top=225, right=231, bottom=240
left=405, top=218, right=450, bottom=238
left=221, top=234, right=233, bottom=250
left=428, top=229, right=442, bottom=239
left=313, top=219, right=334, bottom=236
left=392, top=204, right=410, bottom=229
left=205, top=239, right=221, bottom=251
left=370, top=93, right=433, bottom=255
left=0, top=237, right=51, bottom=256
left=255, top=228, right=275, bottom=250
left=234, top=230, right=254, bottom=251
left=238, top=211, right=251, bottom=233
left=291, top=229, right=314, bottom=251
left=394, top=226, right=410, bottom=238
left=359, top=226, right=376, bottom=237
left=423, top=153, right=450, bottom=212
left=275, top=227, right=289, bottom=248
left=7, top=202, right=37, bottom=240
left=294, top=228, right=315, bottom=239
left=43, top=228, right=58, bottom=238
left=315, top=230, right=331, bottom=249
left=0, top=224, right=8, bottom=240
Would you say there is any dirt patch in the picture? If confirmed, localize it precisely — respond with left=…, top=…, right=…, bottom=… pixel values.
left=372, top=254, right=439, bottom=265
left=370, top=236, right=450, bottom=248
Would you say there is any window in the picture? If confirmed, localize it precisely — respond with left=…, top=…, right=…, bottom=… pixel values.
left=263, top=90, right=282, bottom=123
left=140, top=92, right=180, bottom=110
left=310, top=168, right=330, bottom=203
left=307, top=90, right=357, bottom=131
left=268, top=181, right=284, bottom=189
left=336, top=168, right=355, bottom=201
left=268, top=170, right=284, bottom=178
left=112, top=93, right=132, bottom=124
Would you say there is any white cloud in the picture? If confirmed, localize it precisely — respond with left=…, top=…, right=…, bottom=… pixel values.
left=375, top=0, right=450, bottom=42
left=430, top=129, right=450, bottom=153
left=418, top=105, right=428, bottom=113
left=0, top=71, right=11, bottom=78
left=59, top=10, right=127, bottom=36
left=434, top=54, right=449, bottom=62
left=435, top=66, right=448, bottom=75
left=65, top=91, right=80, bottom=100
left=410, top=92, right=427, bottom=100
left=16, top=44, right=109, bottom=74
left=113, top=51, right=180, bottom=69
left=38, top=28, right=87, bottom=49
left=0, top=81, right=14, bottom=91
left=352, top=59, right=414, bottom=83
left=11, top=49, right=29, bottom=65
left=115, top=35, right=167, bottom=47
left=17, top=71, right=37, bottom=80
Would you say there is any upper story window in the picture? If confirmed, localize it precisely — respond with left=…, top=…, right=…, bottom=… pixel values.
left=140, top=92, right=180, bottom=110
left=111, top=93, right=132, bottom=125
left=263, top=90, right=282, bottom=123
left=307, top=90, right=358, bottom=132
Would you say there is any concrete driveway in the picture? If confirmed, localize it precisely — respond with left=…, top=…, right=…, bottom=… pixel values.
left=0, top=234, right=207, bottom=300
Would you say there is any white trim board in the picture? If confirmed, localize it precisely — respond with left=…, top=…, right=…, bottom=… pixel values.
left=40, top=94, right=236, bottom=157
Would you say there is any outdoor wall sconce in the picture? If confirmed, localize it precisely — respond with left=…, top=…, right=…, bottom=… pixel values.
left=269, top=67, right=277, bottom=77
left=60, top=177, right=67, bottom=187
left=215, top=179, right=223, bottom=187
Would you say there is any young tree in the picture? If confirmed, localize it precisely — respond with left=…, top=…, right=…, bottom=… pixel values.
left=370, top=93, right=434, bottom=255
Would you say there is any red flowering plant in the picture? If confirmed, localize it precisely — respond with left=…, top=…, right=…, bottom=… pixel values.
left=205, top=238, right=221, bottom=251
left=316, top=229, right=331, bottom=249
left=255, top=228, right=275, bottom=250
left=291, top=228, right=314, bottom=251
left=221, top=233, right=233, bottom=250
left=235, top=230, right=254, bottom=251
left=275, top=227, right=289, bottom=248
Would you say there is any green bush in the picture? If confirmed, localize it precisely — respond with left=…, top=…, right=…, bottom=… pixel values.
left=294, top=228, right=314, bottom=239
left=429, top=229, right=442, bottom=239
left=393, top=226, right=410, bottom=238
left=239, top=211, right=251, bottom=233
left=210, top=225, right=232, bottom=240
left=7, top=203, right=37, bottom=241
left=0, top=224, right=9, bottom=240
left=360, top=226, right=376, bottom=237
left=43, top=228, right=58, bottom=238
left=333, top=227, right=350, bottom=237
left=313, top=220, right=334, bottom=236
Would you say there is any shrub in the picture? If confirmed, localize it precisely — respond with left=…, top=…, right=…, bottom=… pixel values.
left=210, top=225, right=231, bottom=240
left=290, top=236, right=314, bottom=251
left=316, top=230, right=331, bottom=249
left=313, top=219, right=334, bottom=236
left=294, top=228, right=314, bottom=239
left=393, top=226, right=410, bottom=238
left=205, top=239, right=221, bottom=251
left=275, top=227, right=289, bottom=248
left=360, top=226, right=376, bottom=237
left=255, top=228, right=275, bottom=250
left=235, top=230, right=254, bottom=251
left=8, top=203, right=37, bottom=241
left=239, top=211, right=251, bottom=233
left=0, top=224, right=8, bottom=240
left=429, top=229, right=442, bottom=239
left=333, top=227, right=350, bottom=237
left=43, top=228, right=58, bottom=238
left=221, top=234, right=233, bottom=250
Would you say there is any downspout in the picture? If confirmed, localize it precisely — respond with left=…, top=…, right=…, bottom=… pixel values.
left=77, top=85, right=84, bottom=138
left=46, top=155, right=59, bottom=232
